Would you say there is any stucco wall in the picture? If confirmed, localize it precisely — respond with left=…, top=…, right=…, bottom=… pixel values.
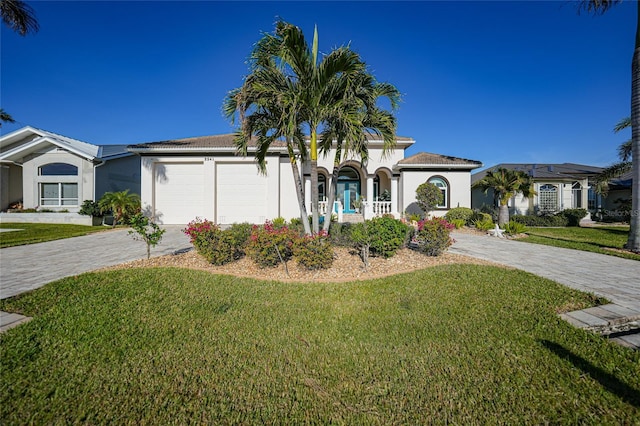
left=400, top=170, right=472, bottom=218
left=21, top=148, right=93, bottom=212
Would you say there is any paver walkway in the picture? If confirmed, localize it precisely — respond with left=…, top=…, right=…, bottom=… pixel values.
left=0, top=226, right=191, bottom=300
left=450, top=231, right=640, bottom=349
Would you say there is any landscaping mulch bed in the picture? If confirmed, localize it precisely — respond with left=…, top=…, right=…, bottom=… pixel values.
left=102, top=246, right=499, bottom=283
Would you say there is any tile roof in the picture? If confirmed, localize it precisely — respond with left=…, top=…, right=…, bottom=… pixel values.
left=128, top=133, right=414, bottom=152
left=472, top=163, right=605, bottom=184
left=128, top=134, right=287, bottom=151
left=397, top=152, right=483, bottom=167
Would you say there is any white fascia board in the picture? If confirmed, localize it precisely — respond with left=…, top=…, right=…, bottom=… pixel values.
left=0, top=136, right=97, bottom=162
left=0, top=126, right=44, bottom=146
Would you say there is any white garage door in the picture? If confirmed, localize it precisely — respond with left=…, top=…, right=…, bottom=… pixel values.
left=154, top=162, right=205, bottom=224
left=216, top=163, right=267, bottom=224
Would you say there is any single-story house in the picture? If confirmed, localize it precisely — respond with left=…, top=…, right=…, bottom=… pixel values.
left=0, top=126, right=140, bottom=213
left=471, top=163, right=604, bottom=217
left=128, top=134, right=483, bottom=225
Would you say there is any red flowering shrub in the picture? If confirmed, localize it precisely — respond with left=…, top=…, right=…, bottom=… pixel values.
left=183, top=217, right=240, bottom=265
left=293, top=231, right=334, bottom=270
left=247, top=221, right=299, bottom=268
left=412, top=217, right=455, bottom=256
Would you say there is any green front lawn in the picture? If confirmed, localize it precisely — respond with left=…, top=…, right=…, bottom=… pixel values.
left=522, top=226, right=640, bottom=261
left=1, top=266, right=638, bottom=424
left=0, top=223, right=106, bottom=248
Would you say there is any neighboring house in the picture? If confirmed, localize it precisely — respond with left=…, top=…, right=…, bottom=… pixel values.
left=471, top=163, right=604, bottom=217
left=128, top=134, right=483, bottom=225
left=603, top=170, right=632, bottom=217
left=0, top=126, right=140, bottom=212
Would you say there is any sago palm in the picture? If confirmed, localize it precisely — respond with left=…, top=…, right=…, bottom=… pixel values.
left=472, top=168, right=536, bottom=226
left=98, top=190, right=141, bottom=227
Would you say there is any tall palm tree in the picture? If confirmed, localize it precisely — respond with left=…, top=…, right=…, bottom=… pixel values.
left=224, top=65, right=312, bottom=235
left=248, top=21, right=372, bottom=233
left=596, top=117, right=632, bottom=196
left=472, top=167, right=536, bottom=226
left=1, top=0, right=39, bottom=36
left=319, top=73, right=400, bottom=231
left=0, top=108, right=15, bottom=128
left=578, top=0, right=639, bottom=252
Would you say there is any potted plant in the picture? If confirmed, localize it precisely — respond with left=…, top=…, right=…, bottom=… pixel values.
left=78, top=200, right=104, bottom=226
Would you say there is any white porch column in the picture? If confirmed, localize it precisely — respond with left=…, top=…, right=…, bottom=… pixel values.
left=366, top=175, right=374, bottom=203
left=304, top=175, right=311, bottom=213
left=391, top=176, right=399, bottom=217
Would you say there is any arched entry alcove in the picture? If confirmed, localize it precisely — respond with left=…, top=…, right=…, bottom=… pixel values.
left=337, top=166, right=361, bottom=213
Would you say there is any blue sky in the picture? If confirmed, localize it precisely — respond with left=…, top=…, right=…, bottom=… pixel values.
left=1, top=1, right=635, bottom=170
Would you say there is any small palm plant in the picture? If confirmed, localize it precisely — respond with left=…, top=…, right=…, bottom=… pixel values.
left=98, top=190, right=141, bottom=227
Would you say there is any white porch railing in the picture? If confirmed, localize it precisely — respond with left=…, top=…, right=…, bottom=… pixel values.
left=318, top=200, right=328, bottom=215
left=371, top=201, right=392, bottom=216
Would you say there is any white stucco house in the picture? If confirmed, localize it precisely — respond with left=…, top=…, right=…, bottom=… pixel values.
left=129, top=133, right=483, bottom=225
left=0, top=126, right=140, bottom=214
left=471, top=163, right=604, bottom=217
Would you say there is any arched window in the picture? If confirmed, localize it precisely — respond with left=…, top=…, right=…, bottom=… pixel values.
left=428, top=177, right=449, bottom=208
left=39, top=163, right=78, bottom=176
left=37, top=163, right=79, bottom=206
left=572, top=182, right=582, bottom=208
left=538, top=184, right=558, bottom=213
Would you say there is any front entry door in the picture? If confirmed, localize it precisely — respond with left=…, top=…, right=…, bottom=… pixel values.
left=337, top=181, right=360, bottom=213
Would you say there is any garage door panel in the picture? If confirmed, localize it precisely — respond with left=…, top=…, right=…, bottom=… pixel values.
left=216, top=163, right=267, bottom=224
left=154, top=162, right=205, bottom=224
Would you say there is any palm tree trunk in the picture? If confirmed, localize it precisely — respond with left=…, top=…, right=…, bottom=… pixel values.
left=310, top=130, right=320, bottom=234
left=322, top=162, right=340, bottom=232
left=627, top=13, right=640, bottom=252
left=498, top=204, right=509, bottom=226
left=322, top=142, right=343, bottom=232
left=289, top=150, right=312, bottom=235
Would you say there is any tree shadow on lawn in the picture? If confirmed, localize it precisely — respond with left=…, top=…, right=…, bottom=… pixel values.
left=540, top=340, right=640, bottom=408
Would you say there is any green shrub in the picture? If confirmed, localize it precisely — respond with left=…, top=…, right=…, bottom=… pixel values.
left=558, top=208, right=588, bottom=227
left=227, top=222, right=253, bottom=253
left=328, top=222, right=354, bottom=247
left=502, top=221, right=527, bottom=235
left=415, top=182, right=443, bottom=216
left=365, top=216, right=411, bottom=258
left=271, top=217, right=287, bottom=229
left=349, top=222, right=372, bottom=269
left=293, top=232, right=334, bottom=270
left=472, top=217, right=495, bottom=231
left=78, top=200, right=102, bottom=217
left=444, top=207, right=474, bottom=224
left=470, top=211, right=492, bottom=225
left=450, top=218, right=466, bottom=229
left=412, top=218, right=455, bottom=256
left=512, top=214, right=568, bottom=227
left=247, top=221, right=298, bottom=268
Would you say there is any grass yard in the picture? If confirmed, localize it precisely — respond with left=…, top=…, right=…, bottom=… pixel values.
left=522, top=225, right=640, bottom=261
left=0, top=223, right=105, bottom=248
left=1, top=266, right=638, bottom=424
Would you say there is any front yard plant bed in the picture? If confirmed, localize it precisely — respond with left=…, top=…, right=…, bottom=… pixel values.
left=1, top=266, right=638, bottom=424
